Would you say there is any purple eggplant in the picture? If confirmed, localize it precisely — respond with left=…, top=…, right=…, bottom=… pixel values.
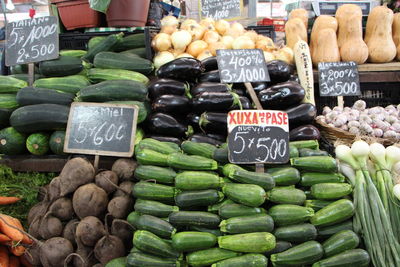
left=192, top=92, right=240, bottom=113
left=288, top=75, right=300, bottom=83
left=188, top=134, right=223, bottom=146
left=267, top=60, right=294, bottom=83
left=286, top=104, right=317, bottom=129
left=147, top=113, right=189, bottom=138
left=148, top=78, right=188, bottom=99
left=156, top=58, right=204, bottom=82
left=259, top=81, right=305, bottom=110
left=146, top=135, right=182, bottom=145
left=199, top=112, right=228, bottom=135
left=198, top=70, right=221, bottom=83
left=237, top=96, right=252, bottom=110
left=187, top=113, right=201, bottom=132
left=152, top=95, right=190, bottom=115
left=201, top=56, right=218, bottom=72
left=290, top=125, right=321, bottom=141
left=191, top=82, right=230, bottom=97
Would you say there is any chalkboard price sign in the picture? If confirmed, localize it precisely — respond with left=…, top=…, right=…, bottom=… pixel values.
left=227, top=110, right=290, bottom=164
left=6, top=16, right=59, bottom=66
left=64, top=103, right=139, bottom=157
left=216, top=49, right=270, bottom=83
left=318, top=61, right=361, bottom=97
left=200, top=0, right=242, bottom=20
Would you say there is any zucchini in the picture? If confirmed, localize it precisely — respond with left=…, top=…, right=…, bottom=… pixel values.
left=299, top=148, right=329, bottom=157
left=9, top=73, right=43, bottom=82
left=274, top=223, right=317, bottom=243
left=137, top=138, right=180, bottom=155
left=113, top=33, right=145, bottom=52
left=121, top=47, right=147, bottom=58
left=0, top=127, right=26, bottom=155
left=181, top=141, right=217, bottom=158
left=289, top=145, right=299, bottom=158
left=0, top=94, right=18, bottom=109
left=268, top=204, right=314, bottom=226
left=322, top=230, right=360, bottom=257
left=264, top=241, right=292, bottom=257
left=226, top=167, right=275, bottom=190
left=94, top=51, right=153, bottom=75
left=172, top=231, right=217, bottom=252
left=49, top=130, right=66, bottom=155
left=317, top=220, right=353, bottom=239
left=208, top=199, right=235, bottom=214
left=33, top=75, right=91, bottom=94
left=290, top=140, right=319, bottom=150
left=218, top=232, right=276, bottom=253
left=186, top=248, right=240, bottom=267
left=311, top=199, right=355, bottom=227
left=132, top=181, right=176, bottom=204
left=175, top=171, right=223, bottom=190
left=300, top=173, right=345, bottom=187
left=290, top=156, right=337, bottom=173
left=189, top=226, right=222, bottom=237
left=312, top=249, right=370, bottom=267
left=135, top=127, right=144, bottom=145
left=222, top=183, right=266, bottom=207
left=219, top=214, right=274, bottom=234
left=211, top=254, right=268, bottom=267
left=305, top=200, right=333, bottom=211
left=83, top=32, right=124, bottom=63
left=16, top=86, right=74, bottom=107
left=311, top=183, right=352, bottom=200
left=134, top=165, right=176, bottom=184
left=39, top=56, right=83, bottom=77
left=88, top=68, right=149, bottom=84
left=0, top=76, right=27, bottom=93
left=219, top=204, right=266, bottom=219
left=167, top=153, right=218, bottom=170
left=221, top=164, right=243, bottom=177
left=59, top=49, right=87, bottom=58
left=168, top=211, right=221, bottom=228
left=133, top=230, right=180, bottom=258
left=266, top=187, right=306, bottom=205
left=213, top=147, right=229, bottom=164
left=134, top=199, right=179, bottom=218
left=126, top=252, right=180, bottom=267
left=136, top=149, right=169, bottom=167
left=105, top=257, right=125, bottom=267
left=107, top=100, right=150, bottom=123
left=88, top=36, right=107, bottom=50
left=268, top=167, right=301, bottom=186
left=128, top=213, right=176, bottom=238
left=0, top=108, right=13, bottom=129
left=175, top=189, right=224, bottom=208
left=271, top=241, right=324, bottom=266
left=26, top=132, right=50, bottom=155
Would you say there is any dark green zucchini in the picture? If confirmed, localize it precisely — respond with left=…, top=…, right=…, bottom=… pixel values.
left=274, top=223, right=317, bottom=243
left=39, top=56, right=83, bottom=77
left=168, top=211, right=221, bottom=228
left=16, top=87, right=74, bottom=106
left=175, top=189, right=224, bottom=208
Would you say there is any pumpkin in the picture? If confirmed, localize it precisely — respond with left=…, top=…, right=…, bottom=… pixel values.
left=310, top=15, right=338, bottom=60
left=289, top=8, right=308, bottom=29
left=365, top=6, right=396, bottom=63
left=285, top=18, right=308, bottom=49
left=312, top=28, right=340, bottom=66
left=392, top=13, right=400, bottom=59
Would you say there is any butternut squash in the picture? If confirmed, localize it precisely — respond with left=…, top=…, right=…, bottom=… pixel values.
left=392, top=13, right=400, bottom=46
left=289, top=8, right=308, bottom=29
left=285, top=18, right=308, bottom=49
left=336, top=4, right=362, bottom=48
left=312, top=28, right=340, bottom=66
left=310, top=15, right=338, bottom=61
left=365, top=6, right=396, bottom=63
left=397, top=45, right=400, bottom=60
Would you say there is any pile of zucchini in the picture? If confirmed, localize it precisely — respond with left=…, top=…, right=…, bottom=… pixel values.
left=125, top=138, right=370, bottom=267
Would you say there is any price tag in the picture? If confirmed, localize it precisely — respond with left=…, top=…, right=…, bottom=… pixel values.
left=318, top=61, right=361, bottom=97
left=64, top=102, right=139, bottom=157
left=227, top=110, right=290, bottom=164
left=6, top=16, right=59, bottom=66
left=200, top=0, right=242, bottom=20
left=216, top=49, right=270, bottom=83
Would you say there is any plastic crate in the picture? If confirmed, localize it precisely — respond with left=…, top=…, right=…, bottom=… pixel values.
left=52, top=0, right=101, bottom=30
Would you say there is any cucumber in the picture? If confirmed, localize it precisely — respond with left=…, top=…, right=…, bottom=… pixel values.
left=132, top=181, right=176, bottom=204
left=270, top=241, right=324, bottom=266
left=305, top=200, right=334, bottom=211
left=219, top=204, right=266, bottom=219
left=218, top=232, right=276, bottom=253
left=186, top=248, right=240, bottom=267
left=175, top=189, right=224, bottom=208
left=88, top=68, right=149, bottom=84
left=312, top=249, right=370, bottom=267
left=317, top=220, right=353, bottom=239
left=134, top=165, right=176, bottom=184
left=208, top=199, right=235, bottom=214
left=136, top=149, right=169, bottom=166
left=219, top=214, right=274, bottom=234
left=134, top=199, right=179, bottom=218
left=213, top=147, right=229, bottom=164
left=168, top=211, right=221, bottom=228
left=181, top=141, right=217, bottom=158
left=222, top=183, right=266, bottom=207
left=311, top=183, right=352, bottom=200
left=290, top=156, right=337, bottom=173
left=83, top=32, right=124, bottom=63
left=211, top=253, right=268, bottom=267
left=137, top=138, right=181, bottom=154
left=133, top=230, right=180, bottom=258
left=300, top=173, right=345, bottom=186
left=266, top=187, right=306, bottom=205
left=93, top=51, right=153, bottom=75
left=299, top=148, right=329, bottom=157
left=268, top=204, right=314, bottom=226
left=311, top=199, right=354, bottom=227
left=322, top=230, right=359, bottom=257
left=268, top=167, right=301, bottom=186
left=274, top=223, right=317, bottom=243
left=172, top=231, right=217, bottom=252
left=167, top=153, right=218, bottom=170
left=39, top=56, right=83, bottom=77
left=190, top=226, right=223, bottom=236
left=264, top=241, right=292, bottom=257
left=126, top=252, right=180, bottom=267
left=128, top=213, right=176, bottom=238
left=175, top=171, right=223, bottom=190
left=227, top=168, right=275, bottom=191
left=290, top=140, right=319, bottom=150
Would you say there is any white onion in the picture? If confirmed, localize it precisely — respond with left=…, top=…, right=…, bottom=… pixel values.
left=171, top=30, right=192, bottom=52
left=153, top=51, right=175, bottom=69
left=161, top=15, right=179, bottom=27
left=232, top=36, right=255, bottom=49
left=152, top=33, right=172, bottom=52
left=215, top=20, right=230, bottom=35
left=186, top=40, right=208, bottom=57
left=221, top=36, right=234, bottom=49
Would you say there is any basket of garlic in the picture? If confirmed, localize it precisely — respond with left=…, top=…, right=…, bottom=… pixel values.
left=316, top=100, right=400, bottom=146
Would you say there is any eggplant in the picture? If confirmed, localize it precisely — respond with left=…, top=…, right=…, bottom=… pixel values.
left=286, top=104, right=317, bottom=129
left=290, top=125, right=321, bottom=141
left=201, top=56, right=218, bottom=72
left=191, top=82, right=230, bottom=97
left=188, top=134, right=223, bottom=146
left=192, top=92, right=239, bottom=113
left=146, top=135, right=182, bottom=145
left=152, top=95, right=190, bottom=115
left=156, top=58, right=205, bottom=82
left=187, top=113, right=201, bottom=132
left=198, top=70, right=221, bottom=83
left=148, top=78, right=188, bottom=99
left=288, top=74, right=300, bottom=83
left=147, top=113, right=188, bottom=138
left=206, top=133, right=226, bottom=142
left=232, top=89, right=246, bottom=96
left=252, top=82, right=270, bottom=95
left=237, top=96, right=252, bottom=110
left=259, top=81, right=305, bottom=110
left=199, top=112, right=228, bottom=135
left=267, top=60, right=294, bottom=83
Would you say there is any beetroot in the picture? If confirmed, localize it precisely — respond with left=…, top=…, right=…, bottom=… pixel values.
left=75, top=216, right=106, bottom=247
left=72, top=184, right=108, bottom=219
left=39, top=213, right=63, bottom=240
left=112, top=159, right=137, bottom=181
left=107, top=196, right=133, bottom=219
left=49, top=197, right=74, bottom=221
left=94, top=235, right=125, bottom=264
left=59, top=157, right=95, bottom=196
left=63, top=219, right=79, bottom=248
left=95, top=170, right=119, bottom=194
left=39, top=237, right=74, bottom=267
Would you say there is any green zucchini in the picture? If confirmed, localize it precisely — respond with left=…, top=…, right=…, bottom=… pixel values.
left=88, top=36, right=107, bottom=50
left=274, top=223, right=317, bottom=243
left=83, top=32, right=124, bottom=63
left=227, top=168, right=275, bottom=191
left=49, top=131, right=66, bottom=155
left=290, top=140, right=319, bottom=150
left=208, top=199, right=235, bottom=214
left=39, top=56, right=83, bottom=77
left=0, top=94, right=18, bottom=109
left=172, top=231, right=217, bottom=252
left=59, top=49, right=87, bottom=58
left=189, top=226, right=223, bottom=236
left=26, top=132, right=50, bottom=155
left=312, top=249, right=370, bottom=267
left=213, top=147, right=229, bottom=164
left=218, top=232, right=276, bottom=253
left=16, top=86, right=74, bottom=107
left=317, top=220, right=353, bottom=239
left=322, top=230, right=359, bottom=257
left=87, top=68, right=149, bottom=84
left=0, top=108, right=13, bottom=128
left=121, top=47, right=147, bottom=58
left=186, top=248, right=240, bottom=267
left=268, top=167, right=301, bottom=186
left=175, top=189, right=224, bottom=208
left=105, top=257, right=126, bottom=267
left=311, top=199, right=354, bottom=227
left=128, top=213, right=176, bottom=238
left=300, top=173, right=345, bottom=187
left=264, top=241, right=292, bottom=257
left=136, top=149, right=169, bottom=166
left=311, top=183, right=352, bottom=200
left=175, top=171, right=223, bottom=190
left=290, top=156, right=337, bottom=173
left=94, top=51, right=153, bottom=75
left=167, top=153, right=218, bottom=170
left=299, top=148, right=329, bottom=157
left=266, top=187, right=306, bottom=205
left=305, top=200, right=334, bottom=211
left=134, top=165, right=176, bottom=184
left=219, top=204, right=266, bottom=219
left=126, top=252, right=181, bottom=267
left=134, top=199, right=179, bottom=218
left=132, top=181, right=175, bottom=204
left=211, top=253, right=268, bottom=267
left=9, top=74, right=43, bottom=83
left=221, top=164, right=242, bottom=177
left=133, top=230, right=180, bottom=258
left=268, top=204, right=314, bottom=226
left=181, top=141, right=217, bottom=158
left=271, top=241, right=324, bottom=266
left=135, top=128, right=144, bottom=145
left=219, top=214, right=274, bottom=234
left=0, top=127, right=26, bottom=155
left=113, top=33, right=145, bottom=52
left=222, top=183, right=266, bottom=207
left=168, top=211, right=221, bottom=228
left=137, top=138, right=180, bottom=155
left=289, top=145, right=299, bottom=158
left=33, top=75, right=91, bottom=94
left=106, top=100, right=150, bottom=123
left=0, top=76, right=27, bottom=93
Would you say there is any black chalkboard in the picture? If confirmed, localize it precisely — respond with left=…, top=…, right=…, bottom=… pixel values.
left=227, top=110, right=289, bottom=164
left=216, top=49, right=270, bottom=83
left=6, top=16, right=59, bottom=66
left=64, top=103, right=139, bottom=157
left=318, top=61, right=361, bottom=97
left=318, top=2, right=370, bottom=16
left=200, top=0, right=242, bottom=20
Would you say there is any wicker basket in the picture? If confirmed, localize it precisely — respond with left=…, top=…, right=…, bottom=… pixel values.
left=315, top=118, right=398, bottom=147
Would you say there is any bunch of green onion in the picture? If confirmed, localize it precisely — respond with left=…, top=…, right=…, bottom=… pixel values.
left=336, top=141, right=400, bottom=267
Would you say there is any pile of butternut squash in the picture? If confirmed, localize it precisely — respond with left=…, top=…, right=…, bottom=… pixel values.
left=286, top=6, right=400, bottom=66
